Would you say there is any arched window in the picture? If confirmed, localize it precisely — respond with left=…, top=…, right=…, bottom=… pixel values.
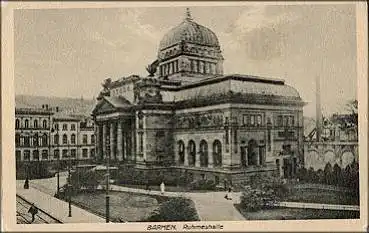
left=213, top=140, right=222, bottom=167
left=24, top=119, right=29, bottom=128
left=42, top=133, right=48, bottom=146
left=199, top=140, right=208, bottom=167
left=54, top=134, right=59, bottom=145
left=71, top=134, right=76, bottom=144
left=188, top=140, right=196, bottom=166
left=15, top=119, right=20, bottom=129
left=178, top=140, right=185, bottom=165
left=43, top=120, right=47, bottom=129
left=63, top=134, right=68, bottom=144
left=33, top=133, right=39, bottom=146
left=15, top=133, right=20, bottom=146
left=34, top=119, right=38, bottom=128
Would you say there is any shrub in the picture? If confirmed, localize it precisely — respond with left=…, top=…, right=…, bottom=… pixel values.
left=146, top=198, right=199, bottom=222
left=240, top=186, right=277, bottom=212
left=249, top=174, right=289, bottom=198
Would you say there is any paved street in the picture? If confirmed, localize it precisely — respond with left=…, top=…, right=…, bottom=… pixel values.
left=20, top=176, right=245, bottom=221
left=18, top=175, right=360, bottom=222
left=17, top=174, right=105, bottom=223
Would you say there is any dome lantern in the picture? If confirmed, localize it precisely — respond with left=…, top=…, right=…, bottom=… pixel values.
left=156, top=8, right=224, bottom=81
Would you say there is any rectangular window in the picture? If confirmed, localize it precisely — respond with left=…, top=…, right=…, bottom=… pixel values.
left=42, top=150, right=48, bottom=159
left=62, top=124, right=68, bottom=131
left=83, top=135, right=88, bottom=144
left=16, top=151, right=21, bottom=161
left=257, top=115, right=262, bottom=126
left=24, top=151, right=30, bottom=161
left=277, top=116, right=283, bottom=126
left=71, top=149, right=76, bottom=158
left=54, top=150, right=60, bottom=159
left=250, top=115, right=255, bottom=126
left=139, top=132, right=143, bottom=153
left=71, top=124, right=76, bottom=131
left=62, top=149, right=68, bottom=158
left=90, top=149, right=95, bottom=157
left=82, top=149, right=88, bottom=158
left=242, top=115, right=248, bottom=126
left=290, top=116, right=295, bottom=126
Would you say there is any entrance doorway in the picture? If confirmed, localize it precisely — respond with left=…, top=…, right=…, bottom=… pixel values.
left=247, top=139, right=258, bottom=165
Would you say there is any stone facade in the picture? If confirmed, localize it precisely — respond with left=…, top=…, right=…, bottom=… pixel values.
left=92, top=10, right=305, bottom=185
left=15, top=106, right=95, bottom=164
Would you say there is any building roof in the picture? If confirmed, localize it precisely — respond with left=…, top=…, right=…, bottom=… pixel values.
left=104, top=96, right=131, bottom=108
left=162, top=74, right=301, bottom=102
left=158, top=9, right=220, bottom=51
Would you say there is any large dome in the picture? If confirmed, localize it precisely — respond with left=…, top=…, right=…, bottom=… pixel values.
left=158, top=10, right=220, bottom=51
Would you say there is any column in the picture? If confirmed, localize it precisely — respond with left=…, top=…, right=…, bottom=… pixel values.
left=102, top=123, right=107, bottom=160
left=255, top=147, right=260, bottom=166
left=184, top=150, right=189, bottom=166
left=195, top=142, right=201, bottom=167
left=208, top=145, right=213, bottom=168
left=96, top=124, right=100, bottom=161
left=117, top=121, right=123, bottom=161
left=205, top=62, right=209, bottom=74
left=110, top=122, right=115, bottom=161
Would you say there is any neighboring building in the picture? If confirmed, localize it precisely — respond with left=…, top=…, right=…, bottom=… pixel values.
left=15, top=105, right=96, bottom=165
left=92, top=9, right=305, bottom=184
left=15, top=105, right=54, bottom=163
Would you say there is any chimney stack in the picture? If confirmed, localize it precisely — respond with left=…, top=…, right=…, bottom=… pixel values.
left=316, top=75, right=322, bottom=142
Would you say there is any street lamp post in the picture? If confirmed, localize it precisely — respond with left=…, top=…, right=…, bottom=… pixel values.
left=68, top=140, right=72, bottom=217
left=105, top=133, right=110, bottom=223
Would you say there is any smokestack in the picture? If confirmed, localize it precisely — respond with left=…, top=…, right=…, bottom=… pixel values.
left=316, top=75, right=322, bottom=142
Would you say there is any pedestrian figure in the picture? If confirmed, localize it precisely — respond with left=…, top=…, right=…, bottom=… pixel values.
left=24, top=177, right=29, bottom=189
left=28, top=203, right=38, bottom=223
left=160, top=181, right=165, bottom=195
left=227, top=187, right=232, bottom=200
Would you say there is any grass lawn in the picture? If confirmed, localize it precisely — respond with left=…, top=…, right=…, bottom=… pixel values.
left=71, top=190, right=167, bottom=222
left=234, top=204, right=359, bottom=220
left=283, top=188, right=359, bottom=205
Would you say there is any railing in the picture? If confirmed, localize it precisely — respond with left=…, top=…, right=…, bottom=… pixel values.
left=16, top=195, right=62, bottom=224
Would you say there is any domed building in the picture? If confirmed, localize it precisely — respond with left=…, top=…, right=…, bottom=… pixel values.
left=92, top=9, right=305, bottom=185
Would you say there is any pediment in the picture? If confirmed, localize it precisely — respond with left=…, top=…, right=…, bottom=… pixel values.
left=92, top=99, right=116, bottom=115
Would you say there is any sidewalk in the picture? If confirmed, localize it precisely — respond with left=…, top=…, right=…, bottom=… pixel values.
left=17, top=183, right=105, bottom=223
left=109, top=184, right=245, bottom=221
left=275, top=201, right=360, bottom=211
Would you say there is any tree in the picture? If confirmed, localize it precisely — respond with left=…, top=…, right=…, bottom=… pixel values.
left=332, top=163, right=343, bottom=186
left=69, top=170, right=101, bottom=192
left=323, top=163, right=333, bottom=185
left=147, top=198, right=199, bottom=222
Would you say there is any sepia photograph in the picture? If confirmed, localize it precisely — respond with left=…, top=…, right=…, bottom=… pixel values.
left=1, top=1, right=368, bottom=232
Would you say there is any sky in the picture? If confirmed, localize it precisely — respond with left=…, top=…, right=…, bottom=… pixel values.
left=14, top=4, right=358, bottom=117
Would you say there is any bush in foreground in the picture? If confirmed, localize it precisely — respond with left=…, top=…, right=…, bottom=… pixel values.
left=146, top=198, right=199, bottom=222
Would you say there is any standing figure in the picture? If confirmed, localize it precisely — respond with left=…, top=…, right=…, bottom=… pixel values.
left=227, top=187, right=232, bottom=200
left=24, top=177, right=29, bottom=189
left=160, top=181, right=165, bottom=195
left=28, top=203, right=38, bottom=223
